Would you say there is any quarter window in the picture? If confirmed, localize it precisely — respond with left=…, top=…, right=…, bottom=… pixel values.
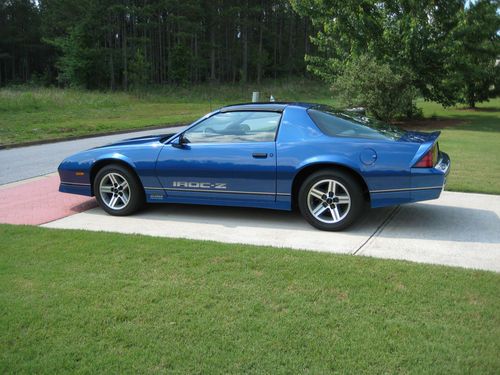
left=308, top=106, right=404, bottom=140
left=183, top=111, right=281, bottom=144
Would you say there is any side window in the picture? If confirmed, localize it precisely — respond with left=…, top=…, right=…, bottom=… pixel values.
left=183, top=111, right=281, bottom=144
left=307, top=107, right=404, bottom=141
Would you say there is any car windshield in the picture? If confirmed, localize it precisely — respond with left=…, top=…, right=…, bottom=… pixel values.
left=308, top=105, right=405, bottom=141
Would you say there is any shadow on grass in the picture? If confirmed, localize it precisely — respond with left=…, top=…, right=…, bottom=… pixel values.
left=456, top=107, right=500, bottom=112
left=419, top=99, right=500, bottom=133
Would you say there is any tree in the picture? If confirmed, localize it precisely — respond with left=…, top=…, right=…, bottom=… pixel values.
left=0, top=0, right=52, bottom=84
left=2, top=0, right=317, bottom=88
left=290, top=0, right=478, bottom=108
left=42, top=0, right=113, bottom=89
left=332, top=55, right=420, bottom=121
left=451, top=0, right=500, bottom=108
left=47, top=26, right=92, bottom=88
left=128, top=49, right=150, bottom=89
left=170, top=43, right=191, bottom=84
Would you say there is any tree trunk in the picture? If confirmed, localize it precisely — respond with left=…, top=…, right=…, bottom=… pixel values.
left=273, top=10, right=278, bottom=79
left=288, top=13, right=294, bottom=75
left=257, top=4, right=264, bottom=84
left=122, top=13, right=128, bottom=90
left=158, top=14, right=163, bottom=83
left=277, top=13, right=282, bottom=77
left=167, top=21, right=172, bottom=83
left=304, top=18, right=309, bottom=55
left=11, top=55, right=15, bottom=81
left=467, top=85, right=476, bottom=108
left=241, top=19, right=248, bottom=83
left=108, top=33, right=115, bottom=90
left=25, top=56, right=30, bottom=81
left=194, top=33, right=198, bottom=82
left=232, top=18, right=236, bottom=83
left=210, top=24, right=216, bottom=81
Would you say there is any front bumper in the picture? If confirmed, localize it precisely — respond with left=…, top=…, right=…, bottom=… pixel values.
left=59, top=181, right=93, bottom=196
left=58, top=166, right=93, bottom=197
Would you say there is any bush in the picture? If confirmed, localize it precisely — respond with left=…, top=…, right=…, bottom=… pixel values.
left=128, top=49, right=150, bottom=90
left=331, top=56, right=421, bottom=121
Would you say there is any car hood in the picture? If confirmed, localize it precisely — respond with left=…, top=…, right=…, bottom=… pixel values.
left=92, top=133, right=177, bottom=149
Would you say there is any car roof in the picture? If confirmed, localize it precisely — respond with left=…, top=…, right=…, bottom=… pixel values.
left=219, top=102, right=314, bottom=113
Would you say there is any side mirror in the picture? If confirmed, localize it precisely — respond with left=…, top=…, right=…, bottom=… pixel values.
left=172, top=134, right=187, bottom=149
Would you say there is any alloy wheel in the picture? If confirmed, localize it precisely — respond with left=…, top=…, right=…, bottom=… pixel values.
left=306, top=179, right=351, bottom=224
left=99, top=172, right=131, bottom=210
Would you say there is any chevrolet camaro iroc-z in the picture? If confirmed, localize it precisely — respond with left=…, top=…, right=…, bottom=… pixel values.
left=58, top=102, right=451, bottom=230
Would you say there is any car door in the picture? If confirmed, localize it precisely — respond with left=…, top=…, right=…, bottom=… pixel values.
left=155, top=110, right=281, bottom=204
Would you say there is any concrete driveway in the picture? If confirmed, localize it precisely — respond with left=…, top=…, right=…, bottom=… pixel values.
left=42, top=191, right=500, bottom=272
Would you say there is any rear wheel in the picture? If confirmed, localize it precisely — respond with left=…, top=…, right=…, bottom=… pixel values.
left=298, top=170, right=364, bottom=231
left=94, top=164, right=144, bottom=216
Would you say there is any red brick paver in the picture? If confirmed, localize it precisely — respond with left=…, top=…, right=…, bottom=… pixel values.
left=0, top=175, right=97, bottom=225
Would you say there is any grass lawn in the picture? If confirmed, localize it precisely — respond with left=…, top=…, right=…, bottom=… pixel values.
left=0, top=88, right=213, bottom=145
left=1, top=224, right=499, bottom=373
left=418, top=99, right=500, bottom=195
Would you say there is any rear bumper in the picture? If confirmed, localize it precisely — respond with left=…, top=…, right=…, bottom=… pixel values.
left=370, top=152, right=451, bottom=208
left=409, top=151, right=450, bottom=202
left=435, top=151, right=451, bottom=181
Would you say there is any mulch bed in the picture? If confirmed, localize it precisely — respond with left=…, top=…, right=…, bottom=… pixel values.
left=392, top=118, right=466, bottom=131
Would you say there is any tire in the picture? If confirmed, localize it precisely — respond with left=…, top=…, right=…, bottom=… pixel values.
left=298, top=169, right=364, bottom=231
left=93, top=164, right=144, bottom=216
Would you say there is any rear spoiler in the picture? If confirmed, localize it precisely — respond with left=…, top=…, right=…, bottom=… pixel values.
left=409, top=131, right=441, bottom=167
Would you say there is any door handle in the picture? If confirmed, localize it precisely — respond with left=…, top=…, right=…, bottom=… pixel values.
left=252, top=152, right=268, bottom=159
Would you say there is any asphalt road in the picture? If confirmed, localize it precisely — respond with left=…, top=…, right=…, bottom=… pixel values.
left=0, top=126, right=185, bottom=185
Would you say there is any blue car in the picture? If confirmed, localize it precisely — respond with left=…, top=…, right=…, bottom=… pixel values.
left=58, top=102, right=450, bottom=230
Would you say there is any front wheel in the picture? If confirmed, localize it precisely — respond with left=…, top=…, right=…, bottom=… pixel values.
left=298, top=170, right=364, bottom=231
left=94, top=164, right=144, bottom=216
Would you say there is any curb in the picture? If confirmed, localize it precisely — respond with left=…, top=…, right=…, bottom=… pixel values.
left=0, top=172, right=59, bottom=189
left=0, top=123, right=186, bottom=150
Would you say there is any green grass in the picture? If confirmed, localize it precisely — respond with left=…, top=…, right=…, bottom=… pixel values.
left=1, top=224, right=499, bottom=373
left=418, top=99, right=500, bottom=195
left=0, top=80, right=330, bottom=145
left=0, top=88, right=212, bottom=145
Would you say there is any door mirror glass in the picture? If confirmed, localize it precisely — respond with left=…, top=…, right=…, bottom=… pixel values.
left=172, top=134, right=188, bottom=148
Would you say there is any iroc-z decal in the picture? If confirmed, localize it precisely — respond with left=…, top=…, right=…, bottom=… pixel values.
left=172, top=181, right=227, bottom=190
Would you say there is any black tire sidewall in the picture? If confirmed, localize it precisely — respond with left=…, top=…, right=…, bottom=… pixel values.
left=298, top=170, right=364, bottom=231
left=94, top=164, right=144, bottom=216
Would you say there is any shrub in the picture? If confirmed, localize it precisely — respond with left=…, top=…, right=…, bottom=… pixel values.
left=331, top=55, right=421, bottom=121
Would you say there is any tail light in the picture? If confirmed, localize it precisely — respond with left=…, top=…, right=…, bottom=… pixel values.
left=414, top=143, right=438, bottom=168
